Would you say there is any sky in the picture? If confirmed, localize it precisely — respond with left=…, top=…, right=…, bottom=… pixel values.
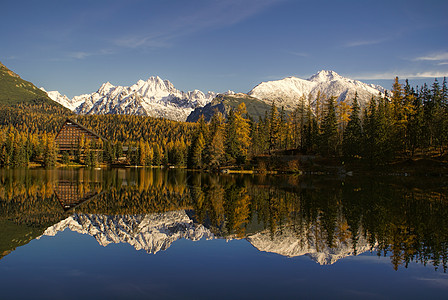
left=2, top=0, right=448, bottom=98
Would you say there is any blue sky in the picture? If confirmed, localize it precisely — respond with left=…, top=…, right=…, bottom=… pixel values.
left=2, top=0, right=448, bottom=97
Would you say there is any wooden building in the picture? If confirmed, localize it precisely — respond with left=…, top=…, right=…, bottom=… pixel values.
left=55, top=118, right=105, bottom=151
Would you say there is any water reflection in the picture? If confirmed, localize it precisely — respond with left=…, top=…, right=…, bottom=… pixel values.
left=0, top=168, right=447, bottom=271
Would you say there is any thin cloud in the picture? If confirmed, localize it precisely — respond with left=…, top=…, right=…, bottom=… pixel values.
left=69, top=52, right=91, bottom=60
left=355, top=71, right=448, bottom=80
left=67, top=49, right=114, bottom=60
left=415, top=51, right=448, bottom=61
left=343, top=38, right=387, bottom=48
left=114, top=0, right=284, bottom=49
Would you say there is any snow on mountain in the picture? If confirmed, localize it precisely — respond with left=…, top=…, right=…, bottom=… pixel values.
left=44, top=77, right=219, bottom=121
left=43, top=70, right=386, bottom=121
left=246, top=224, right=375, bottom=265
left=40, top=88, right=84, bottom=111
left=248, top=70, right=386, bottom=110
left=40, top=210, right=214, bottom=254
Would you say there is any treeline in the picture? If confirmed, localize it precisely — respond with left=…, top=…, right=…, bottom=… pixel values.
left=0, top=77, right=446, bottom=168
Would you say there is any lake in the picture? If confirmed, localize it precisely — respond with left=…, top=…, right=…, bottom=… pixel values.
left=0, top=168, right=447, bottom=299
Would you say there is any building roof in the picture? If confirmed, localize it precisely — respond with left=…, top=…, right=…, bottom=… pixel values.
left=55, top=118, right=107, bottom=142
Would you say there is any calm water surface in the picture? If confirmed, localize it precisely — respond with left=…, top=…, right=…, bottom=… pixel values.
left=0, top=168, right=447, bottom=299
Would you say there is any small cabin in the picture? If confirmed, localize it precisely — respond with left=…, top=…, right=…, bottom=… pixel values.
left=55, top=118, right=105, bottom=151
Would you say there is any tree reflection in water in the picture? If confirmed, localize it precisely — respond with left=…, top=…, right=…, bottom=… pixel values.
left=0, top=168, right=447, bottom=271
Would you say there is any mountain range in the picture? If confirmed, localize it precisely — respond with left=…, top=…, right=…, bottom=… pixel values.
left=43, top=77, right=219, bottom=121
left=43, top=70, right=387, bottom=122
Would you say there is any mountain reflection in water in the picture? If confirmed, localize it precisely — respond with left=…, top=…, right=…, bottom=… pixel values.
left=1, top=168, right=447, bottom=270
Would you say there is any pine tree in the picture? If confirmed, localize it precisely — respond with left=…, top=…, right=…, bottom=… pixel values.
left=268, top=101, right=280, bottom=153
left=405, top=81, right=423, bottom=156
left=391, top=77, right=407, bottom=153
left=319, top=97, right=338, bottom=155
left=342, top=93, right=362, bottom=160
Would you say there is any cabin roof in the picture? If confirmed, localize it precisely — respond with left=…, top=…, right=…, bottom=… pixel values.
left=55, top=118, right=107, bottom=142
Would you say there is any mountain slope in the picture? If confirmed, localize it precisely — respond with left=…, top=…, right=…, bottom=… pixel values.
left=187, top=93, right=272, bottom=122
left=248, top=70, right=386, bottom=110
left=0, top=61, right=60, bottom=106
left=46, top=77, right=218, bottom=121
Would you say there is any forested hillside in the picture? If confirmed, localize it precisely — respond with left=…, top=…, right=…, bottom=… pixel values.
left=0, top=62, right=62, bottom=107
left=0, top=71, right=446, bottom=171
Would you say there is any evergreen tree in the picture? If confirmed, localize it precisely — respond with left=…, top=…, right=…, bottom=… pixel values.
left=405, top=81, right=423, bottom=156
left=319, top=97, right=338, bottom=155
left=342, top=93, right=362, bottom=160
left=268, top=101, right=280, bottom=153
left=362, top=97, right=377, bottom=165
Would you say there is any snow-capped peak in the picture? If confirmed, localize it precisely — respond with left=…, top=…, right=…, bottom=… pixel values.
left=43, top=76, right=218, bottom=121
left=41, top=87, right=84, bottom=111
left=308, top=70, right=343, bottom=82
left=97, top=81, right=115, bottom=95
left=248, top=70, right=386, bottom=111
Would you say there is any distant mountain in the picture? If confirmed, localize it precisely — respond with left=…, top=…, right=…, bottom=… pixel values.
left=43, top=70, right=386, bottom=122
left=186, top=92, right=271, bottom=122
left=187, top=71, right=386, bottom=122
left=45, top=77, right=219, bottom=121
left=0, top=61, right=61, bottom=107
left=248, top=70, right=386, bottom=110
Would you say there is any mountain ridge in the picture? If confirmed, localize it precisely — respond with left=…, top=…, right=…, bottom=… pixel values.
left=43, top=70, right=386, bottom=121
left=248, top=70, right=386, bottom=111
left=45, top=77, right=220, bottom=121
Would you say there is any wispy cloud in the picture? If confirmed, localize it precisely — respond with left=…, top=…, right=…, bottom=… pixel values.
left=343, top=38, right=388, bottom=48
left=114, top=0, right=283, bottom=49
left=67, top=49, right=114, bottom=60
left=415, top=51, right=448, bottom=61
left=355, top=70, right=448, bottom=80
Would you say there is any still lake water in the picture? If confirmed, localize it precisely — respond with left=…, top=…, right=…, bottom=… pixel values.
left=0, top=168, right=447, bottom=299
